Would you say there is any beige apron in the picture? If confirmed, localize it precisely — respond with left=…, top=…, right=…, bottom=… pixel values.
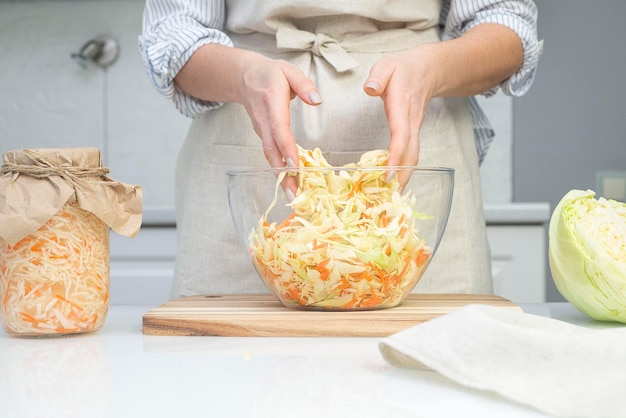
left=172, top=0, right=493, bottom=298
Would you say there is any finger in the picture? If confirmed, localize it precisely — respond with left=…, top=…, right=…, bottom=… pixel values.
left=383, top=92, right=412, bottom=167
left=245, top=80, right=297, bottom=169
left=260, top=117, right=298, bottom=170
left=277, top=64, right=320, bottom=195
left=386, top=109, right=411, bottom=185
left=249, top=105, right=290, bottom=169
left=385, top=93, right=426, bottom=186
left=258, top=126, right=299, bottom=196
left=262, top=64, right=318, bottom=167
left=395, top=135, right=419, bottom=186
left=280, top=172, right=299, bottom=201
left=363, top=59, right=394, bottom=97
left=281, top=64, right=323, bottom=106
left=388, top=104, right=423, bottom=166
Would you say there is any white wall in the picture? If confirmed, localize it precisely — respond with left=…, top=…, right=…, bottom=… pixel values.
left=0, top=0, right=190, bottom=209
left=514, top=0, right=626, bottom=301
left=478, top=94, right=513, bottom=203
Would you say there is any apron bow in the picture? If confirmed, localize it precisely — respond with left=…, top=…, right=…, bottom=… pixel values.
left=276, top=26, right=360, bottom=73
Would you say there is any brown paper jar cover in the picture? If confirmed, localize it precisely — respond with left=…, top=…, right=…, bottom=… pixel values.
left=0, top=148, right=142, bottom=245
left=0, top=148, right=142, bottom=337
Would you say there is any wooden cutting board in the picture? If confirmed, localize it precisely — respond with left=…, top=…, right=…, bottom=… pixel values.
left=142, top=294, right=521, bottom=337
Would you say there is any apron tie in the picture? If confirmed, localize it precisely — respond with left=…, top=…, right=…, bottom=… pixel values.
left=276, top=26, right=360, bottom=73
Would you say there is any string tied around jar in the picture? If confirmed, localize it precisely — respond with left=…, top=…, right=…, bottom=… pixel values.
left=0, top=149, right=112, bottom=184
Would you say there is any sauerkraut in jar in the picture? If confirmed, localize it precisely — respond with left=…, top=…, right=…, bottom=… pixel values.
left=0, top=147, right=142, bottom=338
left=0, top=202, right=110, bottom=337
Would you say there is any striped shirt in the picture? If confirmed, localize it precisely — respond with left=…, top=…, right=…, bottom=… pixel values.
left=139, top=0, right=543, bottom=163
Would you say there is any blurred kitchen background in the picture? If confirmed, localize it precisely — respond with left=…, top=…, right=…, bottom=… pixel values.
left=1, top=0, right=625, bottom=305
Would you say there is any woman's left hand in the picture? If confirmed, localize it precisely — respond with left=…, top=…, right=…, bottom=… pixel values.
left=363, top=45, right=437, bottom=170
left=364, top=24, right=524, bottom=175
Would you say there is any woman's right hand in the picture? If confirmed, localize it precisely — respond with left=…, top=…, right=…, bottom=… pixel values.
left=239, top=55, right=323, bottom=170
left=174, top=44, right=322, bottom=170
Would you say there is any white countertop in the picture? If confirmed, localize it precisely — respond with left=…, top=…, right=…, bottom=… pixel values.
left=0, top=303, right=593, bottom=418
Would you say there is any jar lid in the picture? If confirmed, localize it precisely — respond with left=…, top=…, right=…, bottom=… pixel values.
left=0, top=148, right=142, bottom=245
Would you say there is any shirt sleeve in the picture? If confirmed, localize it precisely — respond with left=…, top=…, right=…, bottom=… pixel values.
left=441, top=0, right=544, bottom=97
left=138, top=0, right=232, bottom=118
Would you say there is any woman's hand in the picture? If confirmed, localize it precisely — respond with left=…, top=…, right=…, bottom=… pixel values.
left=364, top=23, right=523, bottom=173
left=174, top=45, right=322, bottom=170
left=363, top=46, right=436, bottom=170
left=238, top=55, right=322, bottom=170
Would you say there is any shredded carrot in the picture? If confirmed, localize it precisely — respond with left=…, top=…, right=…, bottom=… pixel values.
left=276, top=212, right=297, bottom=230
left=415, top=248, right=430, bottom=267
left=55, top=294, right=85, bottom=312
left=19, top=312, right=39, bottom=323
left=55, top=327, right=80, bottom=333
left=316, top=258, right=331, bottom=281
left=347, top=173, right=367, bottom=198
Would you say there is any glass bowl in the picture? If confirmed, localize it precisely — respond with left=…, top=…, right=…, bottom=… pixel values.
left=227, top=166, right=454, bottom=311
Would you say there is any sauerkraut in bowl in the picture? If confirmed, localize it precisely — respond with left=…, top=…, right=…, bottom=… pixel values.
left=227, top=147, right=454, bottom=311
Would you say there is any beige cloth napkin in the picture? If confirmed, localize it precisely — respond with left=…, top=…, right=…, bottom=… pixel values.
left=379, top=304, right=626, bottom=418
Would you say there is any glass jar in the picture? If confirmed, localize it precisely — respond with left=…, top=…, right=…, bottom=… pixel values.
left=0, top=202, right=110, bottom=337
left=0, top=148, right=142, bottom=337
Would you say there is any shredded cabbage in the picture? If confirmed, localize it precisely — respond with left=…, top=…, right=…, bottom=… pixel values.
left=549, top=189, right=626, bottom=322
left=0, top=202, right=110, bottom=336
left=248, top=146, right=431, bottom=310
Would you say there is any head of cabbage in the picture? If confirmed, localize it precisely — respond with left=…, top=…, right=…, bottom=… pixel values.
left=549, top=189, right=626, bottom=323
